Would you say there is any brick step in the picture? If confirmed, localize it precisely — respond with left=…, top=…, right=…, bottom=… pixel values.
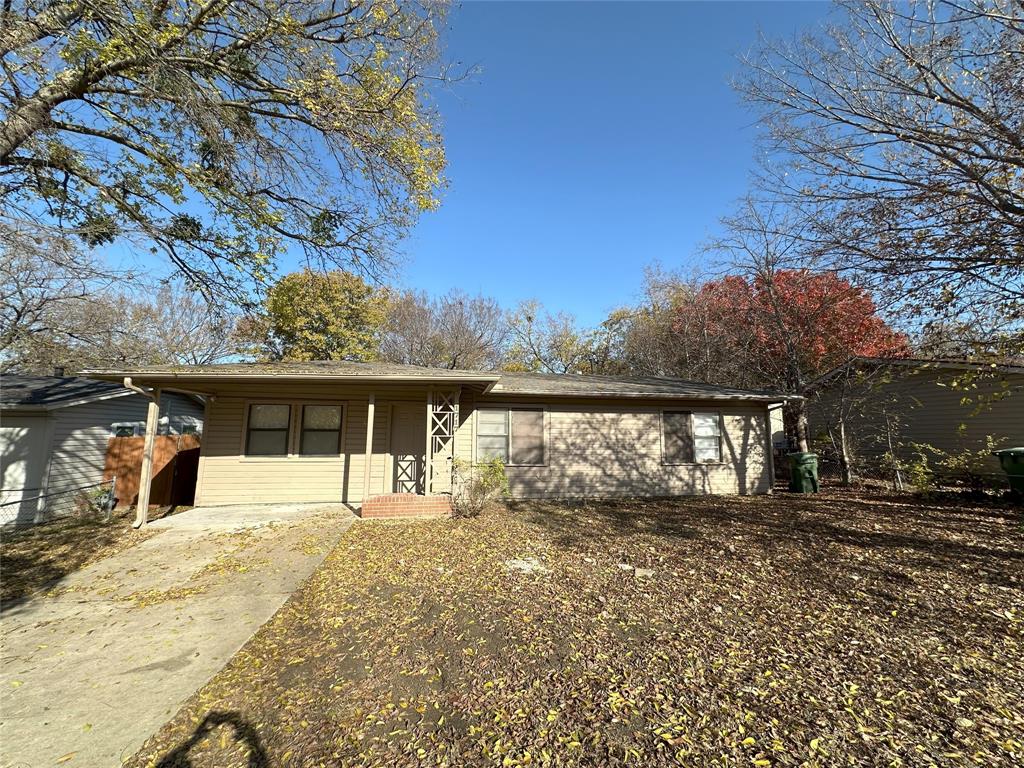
left=359, top=493, right=453, bottom=519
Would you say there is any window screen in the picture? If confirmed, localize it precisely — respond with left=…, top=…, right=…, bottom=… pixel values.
left=662, top=411, right=694, bottom=463
left=510, top=409, right=544, bottom=465
left=476, top=409, right=509, bottom=462
left=246, top=404, right=291, bottom=456
left=300, top=405, right=342, bottom=455
left=477, top=408, right=545, bottom=465
left=692, top=412, right=722, bottom=463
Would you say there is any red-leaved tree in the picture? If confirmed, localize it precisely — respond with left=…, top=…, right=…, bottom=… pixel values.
left=674, top=269, right=909, bottom=450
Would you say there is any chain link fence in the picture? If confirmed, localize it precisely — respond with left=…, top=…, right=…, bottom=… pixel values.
left=775, top=445, right=1008, bottom=494
left=0, top=478, right=118, bottom=528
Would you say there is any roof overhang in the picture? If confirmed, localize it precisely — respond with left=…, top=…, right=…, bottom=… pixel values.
left=482, top=389, right=797, bottom=403
left=84, top=370, right=502, bottom=395
left=0, top=389, right=135, bottom=412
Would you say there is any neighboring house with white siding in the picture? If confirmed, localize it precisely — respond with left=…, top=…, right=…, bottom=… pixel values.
left=0, top=375, right=204, bottom=525
left=84, top=361, right=788, bottom=518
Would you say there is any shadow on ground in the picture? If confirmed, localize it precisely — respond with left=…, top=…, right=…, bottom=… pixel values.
left=155, top=711, right=268, bottom=768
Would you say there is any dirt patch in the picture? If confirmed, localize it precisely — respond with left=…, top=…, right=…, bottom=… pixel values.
left=127, top=493, right=1023, bottom=767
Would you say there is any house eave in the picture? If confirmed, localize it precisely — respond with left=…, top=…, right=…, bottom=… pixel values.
left=0, top=389, right=135, bottom=412
left=84, top=370, right=502, bottom=393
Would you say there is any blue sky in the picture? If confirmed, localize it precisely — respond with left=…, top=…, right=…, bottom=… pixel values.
left=104, top=1, right=833, bottom=323
left=387, top=0, right=834, bottom=326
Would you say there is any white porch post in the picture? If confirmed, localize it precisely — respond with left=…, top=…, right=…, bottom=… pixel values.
left=363, top=394, right=375, bottom=502
left=425, top=390, right=434, bottom=496
left=133, top=385, right=161, bottom=529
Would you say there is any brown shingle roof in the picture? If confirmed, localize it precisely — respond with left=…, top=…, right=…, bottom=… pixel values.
left=83, top=361, right=789, bottom=402
left=487, top=371, right=786, bottom=401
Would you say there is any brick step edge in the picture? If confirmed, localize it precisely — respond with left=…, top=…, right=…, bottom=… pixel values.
left=359, top=493, right=453, bottom=519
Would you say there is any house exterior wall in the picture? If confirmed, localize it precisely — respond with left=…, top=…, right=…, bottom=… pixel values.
left=0, top=412, right=51, bottom=525
left=193, top=382, right=773, bottom=505
left=809, top=369, right=1024, bottom=466
left=457, top=393, right=772, bottom=498
left=195, top=383, right=421, bottom=506
left=0, top=391, right=204, bottom=524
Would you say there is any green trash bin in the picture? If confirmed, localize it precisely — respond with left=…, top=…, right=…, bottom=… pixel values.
left=788, top=452, right=819, bottom=493
left=992, top=447, right=1024, bottom=495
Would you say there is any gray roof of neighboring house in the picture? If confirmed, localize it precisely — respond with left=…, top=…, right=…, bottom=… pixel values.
left=0, top=375, right=132, bottom=410
left=83, top=361, right=790, bottom=402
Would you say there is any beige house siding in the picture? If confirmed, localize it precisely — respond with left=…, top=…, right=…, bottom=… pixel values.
left=193, top=381, right=774, bottom=505
left=194, top=382, right=448, bottom=506
left=461, top=398, right=771, bottom=498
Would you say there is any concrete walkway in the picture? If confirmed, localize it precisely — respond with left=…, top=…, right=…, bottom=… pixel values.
left=0, top=504, right=355, bottom=767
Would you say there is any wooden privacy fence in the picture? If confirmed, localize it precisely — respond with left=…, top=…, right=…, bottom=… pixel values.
left=104, top=434, right=201, bottom=508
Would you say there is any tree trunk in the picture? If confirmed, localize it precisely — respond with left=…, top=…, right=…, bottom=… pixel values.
left=783, top=398, right=811, bottom=453
left=837, top=418, right=854, bottom=486
left=794, top=399, right=810, bottom=453
left=0, top=73, right=78, bottom=161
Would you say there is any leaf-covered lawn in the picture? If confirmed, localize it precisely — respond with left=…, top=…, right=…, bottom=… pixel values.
left=129, top=494, right=1023, bottom=767
left=0, top=508, right=158, bottom=611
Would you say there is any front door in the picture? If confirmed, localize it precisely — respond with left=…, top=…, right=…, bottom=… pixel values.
left=390, top=402, right=426, bottom=494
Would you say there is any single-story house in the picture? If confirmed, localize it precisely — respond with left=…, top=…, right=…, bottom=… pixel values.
left=807, top=357, right=1023, bottom=478
left=84, top=361, right=788, bottom=519
left=0, top=374, right=204, bottom=525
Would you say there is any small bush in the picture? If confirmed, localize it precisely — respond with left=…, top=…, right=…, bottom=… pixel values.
left=901, top=445, right=937, bottom=495
left=72, top=485, right=115, bottom=521
left=902, top=437, right=1006, bottom=498
left=451, top=458, right=509, bottom=518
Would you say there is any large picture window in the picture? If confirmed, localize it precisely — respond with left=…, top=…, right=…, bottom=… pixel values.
left=300, top=405, right=342, bottom=455
left=245, top=404, right=291, bottom=456
left=477, top=408, right=545, bottom=465
left=663, top=411, right=722, bottom=464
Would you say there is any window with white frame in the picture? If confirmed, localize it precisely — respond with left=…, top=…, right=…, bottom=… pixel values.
left=663, top=411, right=722, bottom=464
left=299, top=404, right=342, bottom=455
left=692, top=412, right=723, bottom=463
left=245, top=404, right=291, bottom=456
left=476, top=408, right=545, bottom=465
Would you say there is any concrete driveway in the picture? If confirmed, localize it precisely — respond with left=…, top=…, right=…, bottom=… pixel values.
left=0, top=503, right=355, bottom=767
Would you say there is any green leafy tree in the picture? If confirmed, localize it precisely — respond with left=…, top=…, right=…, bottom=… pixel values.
left=0, top=0, right=448, bottom=303
left=241, top=269, right=386, bottom=361
left=505, top=300, right=600, bottom=374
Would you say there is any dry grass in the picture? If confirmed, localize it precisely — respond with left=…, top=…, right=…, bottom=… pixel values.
left=0, top=508, right=159, bottom=611
left=128, top=493, right=1023, bottom=767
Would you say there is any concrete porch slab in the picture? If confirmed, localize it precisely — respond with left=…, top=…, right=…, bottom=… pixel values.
left=149, top=502, right=357, bottom=532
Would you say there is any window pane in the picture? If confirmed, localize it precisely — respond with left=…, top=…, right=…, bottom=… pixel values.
left=663, top=411, right=694, bottom=463
left=477, top=435, right=508, bottom=462
left=301, top=430, right=340, bottom=455
left=510, top=410, right=544, bottom=465
left=247, top=430, right=288, bottom=456
left=693, top=412, right=721, bottom=437
left=477, top=409, right=508, bottom=435
left=303, top=405, right=341, bottom=430
left=694, top=436, right=721, bottom=463
left=249, top=404, right=290, bottom=429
